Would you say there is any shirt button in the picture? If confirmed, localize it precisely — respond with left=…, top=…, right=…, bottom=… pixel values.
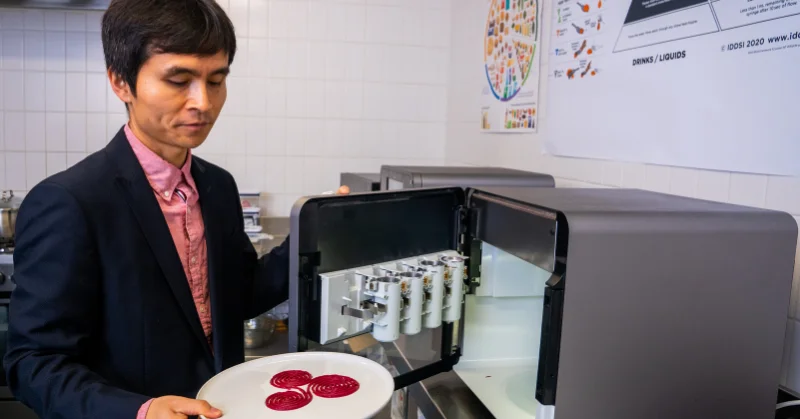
left=191, top=256, right=197, bottom=264
left=163, top=191, right=170, bottom=198
left=200, top=308, right=206, bottom=314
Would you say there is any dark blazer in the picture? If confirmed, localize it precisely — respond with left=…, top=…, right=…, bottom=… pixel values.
left=3, top=128, right=290, bottom=419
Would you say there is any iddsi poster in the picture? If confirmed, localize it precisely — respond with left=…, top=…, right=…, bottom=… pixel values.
left=546, top=0, right=800, bottom=175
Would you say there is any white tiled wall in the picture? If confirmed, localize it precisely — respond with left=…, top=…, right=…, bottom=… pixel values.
left=445, top=0, right=800, bottom=394
left=0, top=0, right=451, bottom=215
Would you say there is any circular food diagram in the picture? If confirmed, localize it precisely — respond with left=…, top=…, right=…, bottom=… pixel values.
left=485, top=0, right=539, bottom=102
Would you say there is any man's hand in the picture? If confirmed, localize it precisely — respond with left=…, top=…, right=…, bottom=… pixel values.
left=145, top=396, right=223, bottom=419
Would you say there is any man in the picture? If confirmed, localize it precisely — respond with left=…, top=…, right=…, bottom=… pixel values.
left=3, top=1, right=347, bottom=418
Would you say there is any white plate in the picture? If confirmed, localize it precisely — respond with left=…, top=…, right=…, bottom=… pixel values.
left=197, top=352, right=394, bottom=419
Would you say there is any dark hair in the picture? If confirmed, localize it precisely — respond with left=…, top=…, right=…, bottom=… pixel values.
left=102, top=0, right=237, bottom=94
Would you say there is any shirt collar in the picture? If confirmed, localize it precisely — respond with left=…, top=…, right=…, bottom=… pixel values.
left=124, top=123, right=198, bottom=198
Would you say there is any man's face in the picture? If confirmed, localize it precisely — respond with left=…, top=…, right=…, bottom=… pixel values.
left=112, top=51, right=230, bottom=150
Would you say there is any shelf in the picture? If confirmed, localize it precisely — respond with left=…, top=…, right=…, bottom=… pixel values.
left=453, top=359, right=542, bottom=419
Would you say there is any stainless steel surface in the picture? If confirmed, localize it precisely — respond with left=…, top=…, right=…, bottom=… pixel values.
left=342, top=305, right=376, bottom=320
left=244, top=327, right=289, bottom=362
left=0, top=0, right=110, bottom=10
left=244, top=312, right=278, bottom=350
left=0, top=210, right=15, bottom=243
left=419, top=260, right=444, bottom=267
left=0, top=190, right=18, bottom=207
left=243, top=329, right=265, bottom=349
left=0, top=254, right=13, bottom=293
left=0, top=191, right=20, bottom=243
left=407, top=371, right=494, bottom=419
left=243, top=315, right=270, bottom=330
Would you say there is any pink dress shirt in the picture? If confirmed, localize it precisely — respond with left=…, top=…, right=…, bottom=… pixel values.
left=125, top=125, right=211, bottom=419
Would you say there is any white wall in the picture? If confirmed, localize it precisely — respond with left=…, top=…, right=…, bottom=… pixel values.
left=0, top=0, right=451, bottom=216
left=446, top=0, right=800, bottom=393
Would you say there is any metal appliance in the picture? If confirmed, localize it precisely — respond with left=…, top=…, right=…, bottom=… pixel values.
left=0, top=190, right=21, bottom=247
left=288, top=187, right=797, bottom=418
left=379, top=166, right=555, bottom=191
left=340, top=173, right=382, bottom=193
left=0, top=252, right=38, bottom=418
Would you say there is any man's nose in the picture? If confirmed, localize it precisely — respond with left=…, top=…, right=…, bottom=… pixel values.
left=187, top=82, right=212, bottom=113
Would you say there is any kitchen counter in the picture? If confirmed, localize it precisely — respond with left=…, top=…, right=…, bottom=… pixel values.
left=244, top=327, right=289, bottom=361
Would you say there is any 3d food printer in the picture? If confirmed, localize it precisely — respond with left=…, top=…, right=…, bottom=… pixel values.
left=340, top=166, right=555, bottom=194
left=379, top=165, right=555, bottom=191
left=339, top=173, right=382, bottom=194
left=289, top=186, right=797, bottom=418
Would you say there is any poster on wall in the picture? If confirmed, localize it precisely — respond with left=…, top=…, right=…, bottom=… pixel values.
left=545, top=0, right=800, bottom=175
left=481, top=0, right=543, bottom=133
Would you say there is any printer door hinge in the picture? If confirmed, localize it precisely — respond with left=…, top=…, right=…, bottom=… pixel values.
left=299, top=251, right=321, bottom=301
left=299, top=251, right=321, bottom=277
left=454, top=205, right=468, bottom=253
left=466, top=239, right=482, bottom=294
left=455, top=206, right=482, bottom=294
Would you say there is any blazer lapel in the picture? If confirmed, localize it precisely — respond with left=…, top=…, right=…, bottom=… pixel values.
left=190, top=158, right=229, bottom=372
left=105, top=129, right=214, bottom=363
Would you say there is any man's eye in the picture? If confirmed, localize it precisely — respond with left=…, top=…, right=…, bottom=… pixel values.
left=167, top=80, right=189, bottom=87
left=208, top=79, right=225, bottom=86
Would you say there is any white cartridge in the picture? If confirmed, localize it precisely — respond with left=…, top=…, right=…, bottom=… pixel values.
left=375, top=265, right=403, bottom=277
left=418, top=259, right=445, bottom=328
left=364, top=276, right=402, bottom=342
left=440, top=255, right=465, bottom=322
left=399, top=261, right=421, bottom=273
left=398, top=271, right=424, bottom=335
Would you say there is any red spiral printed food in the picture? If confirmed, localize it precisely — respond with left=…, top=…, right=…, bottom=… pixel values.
left=265, top=388, right=313, bottom=411
left=265, top=370, right=359, bottom=411
left=270, top=370, right=313, bottom=389
left=308, top=375, right=360, bottom=398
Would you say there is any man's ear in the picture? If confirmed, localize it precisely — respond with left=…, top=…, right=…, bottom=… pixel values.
left=108, top=69, right=134, bottom=107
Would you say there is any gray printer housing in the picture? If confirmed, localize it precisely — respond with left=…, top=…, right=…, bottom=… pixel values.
left=379, top=165, right=555, bottom=190
left=289, top=186, right=797, bottom=418
left=339, top=172, right=382, bottom=193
